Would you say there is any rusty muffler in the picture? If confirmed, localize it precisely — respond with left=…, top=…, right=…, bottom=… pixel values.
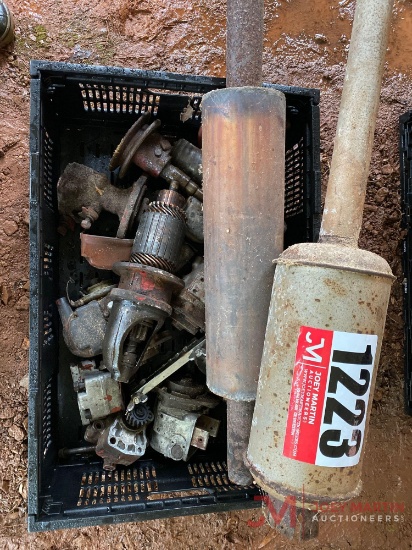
left=202, top=0, right=286, bottom=484
left=246, top=0, right=394, bottom=519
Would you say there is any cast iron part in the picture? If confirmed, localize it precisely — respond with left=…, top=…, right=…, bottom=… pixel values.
left=69, top=280, right=115, bottom=308
left=171, top=139, right=203, bottom=185
left=0, top=1, right=14, bottom=48
left=103, top=264, right=183, bottom=383
left=150, top=377, right=220, bottom=461
left=131, top=186, right=187, bottom=273
left=171, top=258, right=205, bottom=335
left=183, top=196, right=203, bottom=243
left=56, top=296, right=108, bottom=358
left=109, top=112, right=203, bottom=202
left=57, top=163, right=147, bottom=234
left=103, top=186, right=186, bottom=382
left=102, top=276, right=178, bottom=383
left=85, top=407, right=153, bottom=470
left=70, top=361, right=124, bottom=425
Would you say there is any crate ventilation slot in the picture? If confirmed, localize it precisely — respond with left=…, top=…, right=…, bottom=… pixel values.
left=188, top=461, right=251, bottom=492
left=284, top=139, right=304, bottom=218
left=42, top=378, right=53, bottom=457
left=42, top=130, right=54, bottom=210
left=42, top=243, right=54, bottom=279
left=188, top=96, right=202, bottom=121
left=77, top=465, right=158, bottom=507
left=79, top=83, right=160, bottom=115
left=43, top=306, right=54, bottom=346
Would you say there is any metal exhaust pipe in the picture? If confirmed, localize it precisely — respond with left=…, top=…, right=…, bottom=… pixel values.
left=202, top=0, right=286, bottom=485
left=247, top=0, right=394, bottom=517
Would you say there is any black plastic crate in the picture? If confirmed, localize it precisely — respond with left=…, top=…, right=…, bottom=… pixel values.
left=400, top=111, right=412, bottom=415
left=29, top=60, right=321, bottom=532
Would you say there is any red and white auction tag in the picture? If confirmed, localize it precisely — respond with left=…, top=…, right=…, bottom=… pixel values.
left=283, top=326, right=378, bottom=467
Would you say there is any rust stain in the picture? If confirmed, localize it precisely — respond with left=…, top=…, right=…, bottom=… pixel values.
left=324, top=278, right=347, bottom=296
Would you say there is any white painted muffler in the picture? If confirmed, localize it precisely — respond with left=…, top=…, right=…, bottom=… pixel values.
left=246, top=0, right=394, bottom=511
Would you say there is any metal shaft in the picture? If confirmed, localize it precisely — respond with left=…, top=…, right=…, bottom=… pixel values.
left=226, top=0, right=264, bottom=87
left=204, top=0, right=282, bottom=486
left=319, top=0, right=393, bottom=246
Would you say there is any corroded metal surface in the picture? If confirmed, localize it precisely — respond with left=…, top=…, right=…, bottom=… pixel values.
left=171, top=139, right=203, bottom=185
left=103, top=264, right=183, bottom=383
left=319, top=0, right=393, bottom=246
left=109, top=113, right=203, bottom=200
left=56, top=297, right=107, bottom=358
left=202, top=86, right=286, bottom=401
left=80, top=234, right=133, bottom=270
left=57, top=162, right=143, bottom=231
left=247, top=243, right=393, bottom=505
left=226, top=0, right=264, bottom=87
left=226, top=400, right=254, bottom=485
left=171, top=259, right=205, bottom=335
left=131, top=189, right=186, bottom=273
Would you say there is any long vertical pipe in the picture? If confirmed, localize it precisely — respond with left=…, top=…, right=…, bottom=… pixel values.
left=226, top=0, right=264, bottom=87
left=203, top=0, right=286, bottom=485
left=320, top=0, right=393, bottom=246
left=225, top=0, right=264, bottom=486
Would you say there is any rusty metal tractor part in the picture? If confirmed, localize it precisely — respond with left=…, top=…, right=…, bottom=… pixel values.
left=103, top=265, right=183, bottom=383
left=57, top=163, right=147, bottom=233
left=84, top=404, right=153, bottom=470
left=201, top=0, right=286, bottom=487
left=109, top=112, right=203, bottom=202
left=68, top=280, right=116, bottom=308
left=131, top=186, right=187, bottom=273
left=171, top=258, right=205, bottom=335
left=171, top=139, right=202, bottom=185
left=80, top=235, right=195, bottom=272
left=56, top=295, right=109, bottom=358
left=174, top=242, right=197, bottom=273
left=80, top=234, right=134, bottom=270
left=183, top=196, right=203, bottom=243
left=246, top=0, right=394, bottom=524
left=202, top=87, right=286, bottom=485
left=0, top=1, right=14, bottom=48
left=102, top=186, right=186, bottom=383
left=70, top=361, right=124, bottom=425
left=58, top=445, right=97, bottom=459
left=127, top=337, right=206, bottom=410
left=150, top=377, right=220, bottom=461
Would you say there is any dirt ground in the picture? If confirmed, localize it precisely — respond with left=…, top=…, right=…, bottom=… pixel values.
left=1, top=0, right=412, bottom=548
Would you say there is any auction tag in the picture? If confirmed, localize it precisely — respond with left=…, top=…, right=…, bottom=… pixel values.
left=283, top=326, right=377, bottom=467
